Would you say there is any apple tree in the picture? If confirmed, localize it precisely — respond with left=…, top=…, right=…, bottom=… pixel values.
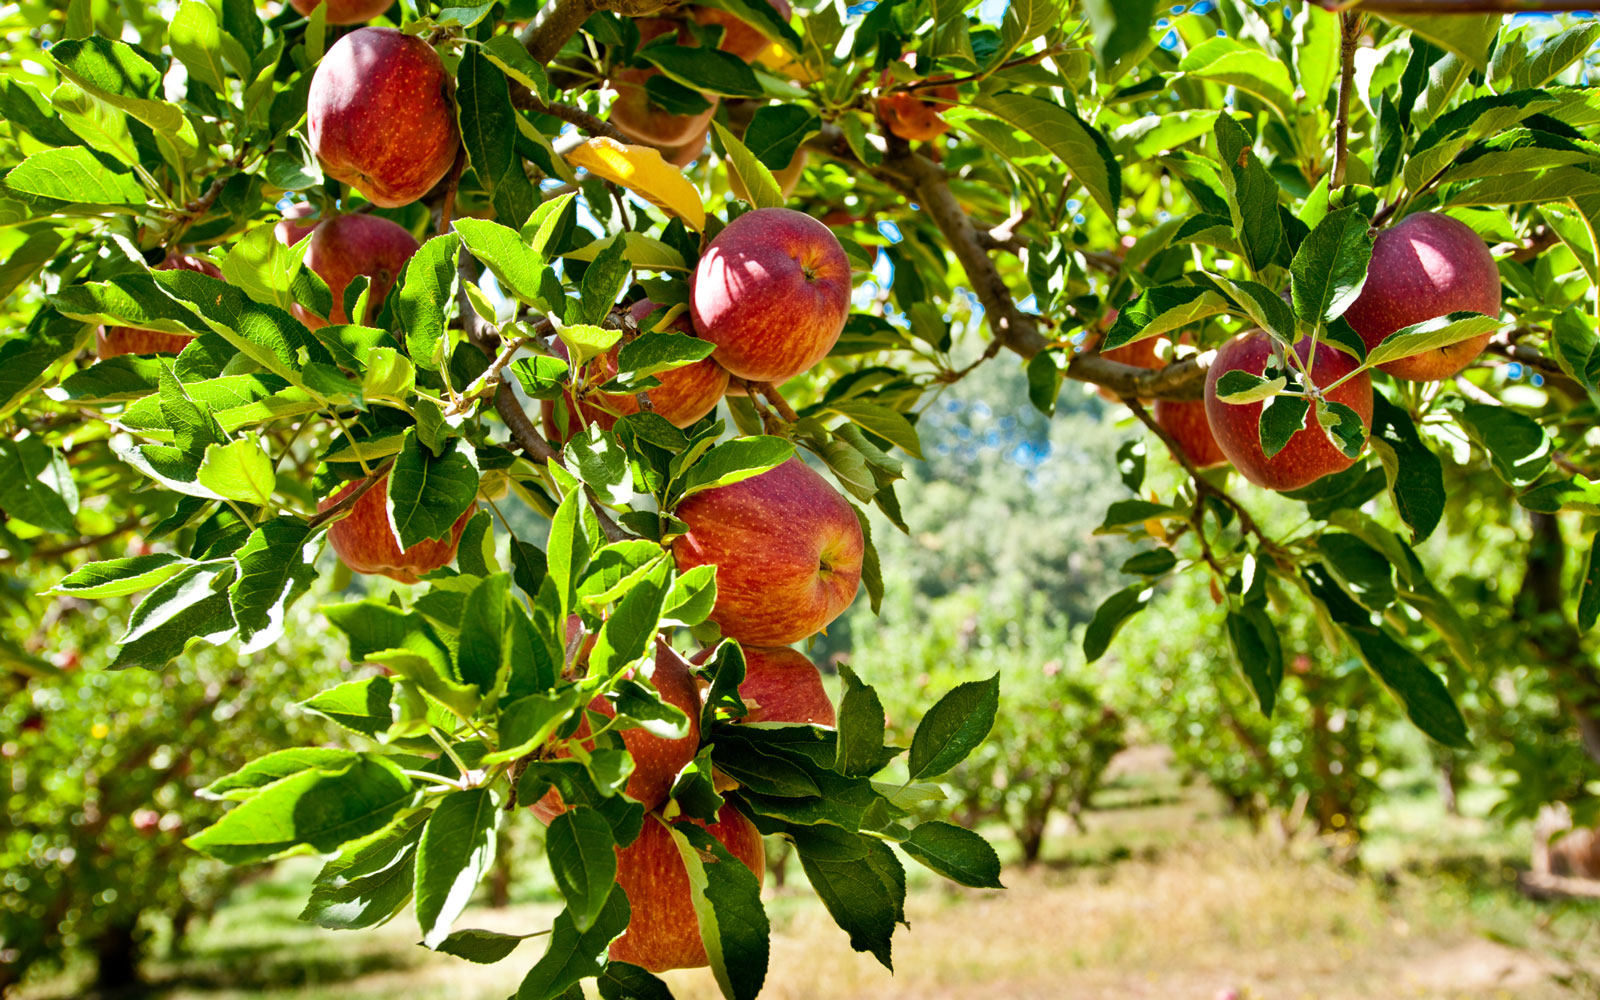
left=5, top=0, right=1600, bottom=995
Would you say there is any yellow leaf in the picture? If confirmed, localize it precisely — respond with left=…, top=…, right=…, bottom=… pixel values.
left=565, top=138, right=706, bottom=231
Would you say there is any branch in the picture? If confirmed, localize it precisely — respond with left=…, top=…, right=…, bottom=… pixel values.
left=514, top=95, right=633, bottom=145
left=306, top=459, right=396, bottom=531
left=1331, top=12, right=1362, bottom=190
left=1067, top=353, right=1208, bottom=402
left=519, top=0, right=598, bottom=63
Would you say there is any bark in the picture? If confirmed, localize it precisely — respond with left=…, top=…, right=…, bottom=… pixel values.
left=93, top=916, right=142, bottom=994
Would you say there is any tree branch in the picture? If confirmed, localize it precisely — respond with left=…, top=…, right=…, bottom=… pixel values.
left=514, top=95, right=633, bottom=145
left=306, top=459, right=397, bottom=531
left=1331, top=12, right=1362, bottom=190
left=519, top=0, right=598, bottom=63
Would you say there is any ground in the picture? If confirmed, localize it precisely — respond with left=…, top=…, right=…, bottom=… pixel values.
left=20, top=747, right=1600, bottom=999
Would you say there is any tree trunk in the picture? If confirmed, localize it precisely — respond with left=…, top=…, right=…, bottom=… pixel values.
left=769, top=840, right=791, bottom=889
left=489, top=828, right=514, bottom=909
left=1438, top=756, right=1460, bottom=817
left=93, top=916, right=142, bottom=994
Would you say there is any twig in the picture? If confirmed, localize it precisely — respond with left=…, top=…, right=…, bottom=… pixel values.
left=1331, top=12, right=1362, bottom=190
left=515, top=95, right=633, bottom=145
left=437, top=148, right=467, bottom=235
left=0, top=518, right=143, bottom=566
left=306, top=459, right=396, bottom=531
left=519, top=0, right=597, bottom=63
left=753, top=381, right=799, bottom=423
left=888, top=46, right=1068, bottom=94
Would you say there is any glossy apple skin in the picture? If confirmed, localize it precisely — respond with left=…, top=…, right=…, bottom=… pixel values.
left=690, top=208, right=852, bottom=383
left=274, top=202, right=320, bottom=247
left=1342, top=211, right=1501, bottom=382
left=673, top=457, right=863, bottom=645
left=97, top=254, right=220, bottom=360
left=1205, top=331, right=1373, bottom=492
left=611, top=805, right=765, bottom=972
left=541, top=299, right=729, bottom=440
left=1153, top=399, right=1228, bottom=470
left=319, top=472, right=474, bottom=584
left=693, top=0, right=792, bottom=62
left=529, top=638, right=703, bottom=824
left=734, top=644, right=835, bottom=725
left=295, top=214, right=420, bottom=329
left=308, top=27, right=460, bottom=208
left=288, top=0, right=394, bottom=24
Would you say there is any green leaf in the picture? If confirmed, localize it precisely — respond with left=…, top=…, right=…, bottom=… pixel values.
left=456, top=573, right=514, bottom=693
left=0, top=435, right=78, bottom=532
left=1580, top=532, right=1600, bottom=633
left=598, top=963, right=674, bottom=1000
left=185, top=756, right=414, bottom=863
left=454, top=218, right=547, bottom=308
left=201, top=747, right=361, bottom=801
left=3, top=146, right=147, bottom=205
left=112, top=560, right=238, bottom=669
left=1084, top=0, right=1157, bottom=74
left=1211, top=114, right=1284, bottom=274
left=744, top=105, right=818, bottom=170
left=170, top=0, right=228, bottom=94
left=396, top=234, right=460, bottom=371
left=387, top=430, right=479, bottom=550
left=547, top=807, right=618, bottom=933
left=828, top=401, right=922, bottom=459
left=1180, top=37, right=1295, bottom=120
left=197, top=439, right=276, bottom=505
left=1376, top=12, right=1497, bottom=72
left=713, top=120, right=783, bottom=209
left=1450, top=399, right=1551, bottom=487
left=1212, top=369, right=1286, bottom=404
left=457, top=48, right=537, bottom=230
left=835, top=664, right=887, bottom=778
left=1520, top=475, right=1600, bottom=516
left=1101, top=284, right=1228, bottom=350
left=1121, top=547, right=1177, bottom=577
left=694, top=0, right=802, bottom=50
left=900, top=820, right=1003, bottom=889
left=906, top=674, right=999, bottom=781
left=669, top=819, right=770, bottom=1000
left=579, top=236, right=631, bottom=327
left=511, top=355, right=571, bottom=399
left=299, top=676, right=397, bottom=737
left=435, top=928, right=538, bottom=964
left=1368, top=394, right=1444, bottom=541
left=1225, top=604, right=1282, bottom=717
left=1096, top=499, right=1179, bottom=532
left=1258, top=394, right=1310, bottom=459
left=635, top=44, right=763, bottom=99
left=676, top=436, right=794, bottom=497
left=51, top=553, right=188, bottom=598
left=416, top=788, right=501, bottom=948
left=796, top=839, right=902, bottom=970
left=1290, top=206, right=1373, bottom=324
left=971, top=93, right=1119, bottom=220
left=479, top=33, right=552, bottom=103
left=1364, top=312, right=1502, bottom=370
left=616, top=331, right=715, bottom=382
left=229, top=516, right=316, bottom=652
left=1317, top=532, right=1396, bottom=611
left=513, top=887, right=630, bottom=1000
left=48, top=37, right=198, bottom=166
left=1083, top=582, right=1152, bottom=662
left=301, top=812, right=426, bottom=930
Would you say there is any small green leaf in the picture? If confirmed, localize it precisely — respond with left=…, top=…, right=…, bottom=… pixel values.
left=906, top=674, right=999, bottom=780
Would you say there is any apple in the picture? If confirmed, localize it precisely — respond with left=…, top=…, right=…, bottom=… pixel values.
left=319, top=470, right=474, bottom=583
left=663, top=125, right=710, bottom=168
left=97, top=253, right=220, bottom=360
left=610, top=804, right=765, bottom=972
left=540, top=299, right=730, bottom=440
left=729, top=644, right=836, bottom=725
left=308, top=27, right=460, bottom=208
left=1204, top=331, right=1373, bottom=492
left=274, top=202, right=320, bottom=246
left=876, top=62, right=958, bottom=143
left=672, top=457, right=863, bottom=645
left=1342, top=211, right=1502, bottom=382
left=295, top=214, right=420, bottom=328
left=729, top=148, right=806, bottom=203
left=1093, top=325, right=1163, bottom=403
left=693, top=0, right=791, bottom=62
left=529, top=637, right=703, bottom=823
left=288, top=0, right=395, bottom=24
left=1152, top=399, right=1228, bottom=470
left=690, top=207, right=851, bottom=384
left=609, top=19, right=720, bottom=148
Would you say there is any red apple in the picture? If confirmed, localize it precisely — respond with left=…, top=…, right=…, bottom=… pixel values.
left=319, top=470, right=474, bottom=583
left=731, top=644, right=835, bottom=725
left=1152, top=399, right=1228, bottom=470
left=1342, top=211, right=1501, bottom=382
left=97, top=253, right=220, bottom=360
left=529, top=637, right=703, bottom=823
left=693, top=0, right=792, bottom=62
left=274, top=202, right=319, bottom=247
left=308, top=27, right=460, bottom=208
left=672, top=457, right=863, bottom=645
left=294, top=214, right=420, bottom=329
left=690, top=207, right=852, bottom=383
left=540, top=299, right=730, bottom=440
left=876, top=61, right=958, bottom=143
left=663, top=124, right=710, bottom=168
left=609, top=18, right=719, bottom=148
left=1204, top=331, right=1373, bottom=492
left=611, top=804, right=765, bottom=972
left=288, top=0, right=394, bottom=24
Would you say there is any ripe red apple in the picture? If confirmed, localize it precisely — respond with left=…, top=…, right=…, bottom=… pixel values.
left=319, top=470, right=474, bottom=583
left=1204, top=331, right=1373, bottom=492
left=876, top=62, right=958, bottom=143
left=288, top=0, right=394, bottom=24
left=610, top=804, right=765, bottom=972
left=97, top=253, right=220, bottom=360
left=274, top=202, right=319, bottom=246
left=690, top=207, right=851, bottom=384
left=730, top=644, right=835, bottom=725
left=308, top=27, right=460, bottom=208
left=1342, top=211, right=1501, bottom=382
left=729, top=148, right=806, bottom=203
left=693, top=0, right=792, bottom=62
left=663, top=124, right=710, bottom=168
left=1152, top=399, right=1228, bottom=470
left=608, top=19, right=719, bottom=148
left=540, top=299, right=730, bottom=440
left=672, top=457, right=863, bottom=645
left=293, top=214, right=420, bottom=328
left=529, top=637, right=703, bottom=824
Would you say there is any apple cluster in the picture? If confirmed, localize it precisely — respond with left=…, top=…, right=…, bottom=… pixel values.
left=1108, top=211, right=1502, bottom=493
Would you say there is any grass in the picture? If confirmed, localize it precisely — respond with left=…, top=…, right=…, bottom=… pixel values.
left=19, top=747, right=1600, bottom=1000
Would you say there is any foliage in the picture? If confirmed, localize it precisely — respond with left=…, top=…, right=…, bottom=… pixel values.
left=5, top=0, right=1600, bottom=996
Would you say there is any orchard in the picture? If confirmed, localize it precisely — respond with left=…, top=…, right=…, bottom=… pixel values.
left=4, top=0, right=1600, bottom=996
